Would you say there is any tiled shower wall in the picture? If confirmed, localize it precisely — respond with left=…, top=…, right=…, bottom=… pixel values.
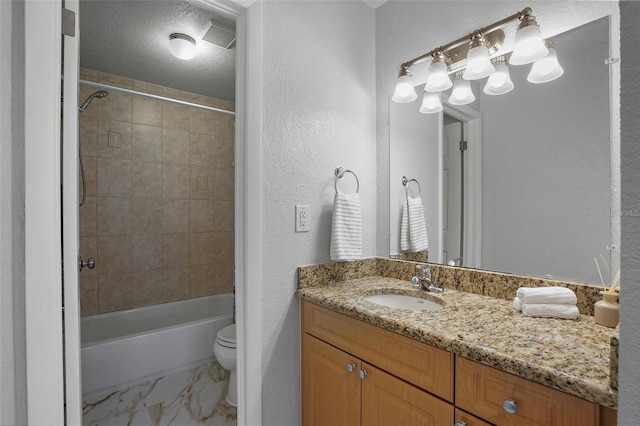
left=78, top=68, right=235, bottom=316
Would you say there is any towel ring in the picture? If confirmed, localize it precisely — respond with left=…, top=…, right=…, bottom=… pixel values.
left=335, top=167, right=360, bottom=194
left=402, top=176, right=421, bottom=197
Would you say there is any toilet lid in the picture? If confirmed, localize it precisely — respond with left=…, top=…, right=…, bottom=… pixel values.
left=217, top=324, right=236, bottom=345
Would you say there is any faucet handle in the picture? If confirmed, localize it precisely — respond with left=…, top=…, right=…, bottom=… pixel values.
left=416, top=264, right=431, bottom=280
left=411, top=276, right=421, bottom=289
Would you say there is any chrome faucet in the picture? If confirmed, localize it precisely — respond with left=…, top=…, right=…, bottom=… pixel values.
left=411, top=264, right=443, bottom=293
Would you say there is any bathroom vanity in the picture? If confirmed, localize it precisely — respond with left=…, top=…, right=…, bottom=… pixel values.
left=297, top=259, right=618, bottom=426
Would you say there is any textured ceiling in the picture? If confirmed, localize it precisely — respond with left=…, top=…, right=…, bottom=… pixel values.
left=79, top=0, right=236, bottom=101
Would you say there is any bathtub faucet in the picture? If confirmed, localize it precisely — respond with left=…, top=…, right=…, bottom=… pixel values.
left=411, top=264, right=443, bottom=293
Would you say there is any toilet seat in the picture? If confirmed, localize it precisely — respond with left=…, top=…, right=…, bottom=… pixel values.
left=216, top=324, right=236, bottom=348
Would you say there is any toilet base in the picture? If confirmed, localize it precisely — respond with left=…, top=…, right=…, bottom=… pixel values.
left=226, top=369, right=237, bottom=407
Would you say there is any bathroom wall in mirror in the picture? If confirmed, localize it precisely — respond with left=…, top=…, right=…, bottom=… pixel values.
left=389, top=16, right=618, bottom=286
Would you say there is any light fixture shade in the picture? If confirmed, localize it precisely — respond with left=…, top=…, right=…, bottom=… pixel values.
left=509, top=23, right=548, bottom=65
left=419, top=91, right=443, bottom=114
left=527, top=46, right=564, bottom=83
left=168, top=33, right=197, bottom=60
left=425, top=60, right=453, bottom=92
left=484, top=63, right=514, bottom=95
left=392, top=69, right=418, bottom=103
left=449, top=75, right=475, bottom=105
left=463, top=45, right=495, bottom=80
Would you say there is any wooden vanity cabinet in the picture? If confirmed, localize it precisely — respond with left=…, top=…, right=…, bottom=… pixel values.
left=302, top=301, right=454, bottom=426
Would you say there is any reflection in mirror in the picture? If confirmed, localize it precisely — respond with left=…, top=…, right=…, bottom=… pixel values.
left=390, top=17, right=615, bottom=285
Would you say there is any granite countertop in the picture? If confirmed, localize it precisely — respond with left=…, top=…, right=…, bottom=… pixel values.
left=297, top=275, right=617, bottom=408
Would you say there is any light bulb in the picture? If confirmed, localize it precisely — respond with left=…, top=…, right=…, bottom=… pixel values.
left=510, top=17, right=549, bottom=65
left=449, top=75, right=475, bottom=105
left=168, top=33, right=197, bottom=60
left=425, top=57, right=453, bottom=92
left=484, top=62, right=514, bottom=95
left=527, top=44, right=564, bottom=84
left=392, top=68, right=418, bottom=103
left=419, top=91, right=443, bottom=114
left=463, top=43, right=495, bottom=80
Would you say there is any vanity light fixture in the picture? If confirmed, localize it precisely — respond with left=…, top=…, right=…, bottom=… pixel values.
left=168, top=33, right=197, bottom=60
left=463, top=32, right=495, bottom=80
left=391, top=7, right=559, bottom=112
left=449, top=72, right=475, bottom=105
left=527, top=40, right=564, bottom=84
left=484, top=56, right=515, bottom=95
left=419, top=91, right=443, bottom=114
left=425, top=51, right=453, bottom=92
left=392, top=65, right=418, bottom=103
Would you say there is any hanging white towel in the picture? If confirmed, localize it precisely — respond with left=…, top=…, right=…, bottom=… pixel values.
left=400, top=195, right=429, bottom=252
left=516, top=287, right=577, bottom=306
left=330, top=192, right=362, bottom=261
left=520, top=303, right=580, bottom=320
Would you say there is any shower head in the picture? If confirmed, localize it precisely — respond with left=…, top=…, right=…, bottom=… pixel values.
left=78, top=90, right=108, bottom=113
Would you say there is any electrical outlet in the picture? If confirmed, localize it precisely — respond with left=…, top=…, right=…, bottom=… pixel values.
left=295, top=205, right=310, bottom=232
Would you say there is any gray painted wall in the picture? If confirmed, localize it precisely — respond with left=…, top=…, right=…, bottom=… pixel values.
left=0, top=0, right=26, bottom=424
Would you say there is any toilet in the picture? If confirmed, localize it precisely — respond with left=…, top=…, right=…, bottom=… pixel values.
left=214, top=324, right=237, bottom=406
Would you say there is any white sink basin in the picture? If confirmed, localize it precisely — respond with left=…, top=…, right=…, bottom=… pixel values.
left=364, top=294, right=442, bottom=311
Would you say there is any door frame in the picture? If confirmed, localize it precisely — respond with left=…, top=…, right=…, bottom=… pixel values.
left=24, top=0, right=263, bottom=424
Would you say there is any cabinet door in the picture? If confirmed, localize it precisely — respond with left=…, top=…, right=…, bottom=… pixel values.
left=361, top=362, right=454, bottom=426
left=302, top=334, right=361, bottom=426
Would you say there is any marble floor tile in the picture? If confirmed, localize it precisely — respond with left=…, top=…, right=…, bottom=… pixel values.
left=83, top=360, right=236, bottom=426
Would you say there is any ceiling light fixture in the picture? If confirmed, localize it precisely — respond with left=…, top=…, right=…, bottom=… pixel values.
left=425, top=51, right=453, bottom=92
left=527, top=40, right=564, bottom=84
left=392, top=66, right=418, bottom=103
left=419, top=91, right=443, bottom=114
left=449, top=72, right=475, bottom=105
left=509, top=15, right=548, bottom=65
left=463, top=32, right=495, bottom=80
left=484, top=56, right=514, bottom=95
left=168, top=33, right=197, bottom=60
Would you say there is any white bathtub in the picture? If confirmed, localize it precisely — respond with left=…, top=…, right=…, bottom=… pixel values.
left=81, top=293, right=233, bottom=397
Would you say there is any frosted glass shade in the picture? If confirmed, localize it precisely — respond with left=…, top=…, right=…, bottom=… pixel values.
left=425, top=61, right=453, bottom=92
left=392, top=74, right=418, bottom=103
left=168, top=33, right=197, bottom=60
left=419, top=91, right=443, bottom=114
left=463, top=45, right=495, bottom=80
left=449, top=78, right=475, bottom=105
left=527, top=47, right=564, bottom=83
left=484, top=64, right=514, bottom=95
left=509, top=25, right=548, bottom=65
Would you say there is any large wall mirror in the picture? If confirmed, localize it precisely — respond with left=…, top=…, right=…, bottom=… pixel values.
left=389, top=16, right=618, bottom=286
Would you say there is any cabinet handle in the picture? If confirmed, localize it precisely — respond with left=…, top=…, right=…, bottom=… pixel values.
left=346, top=363, right=356, bottom=373
left=502, top=399, right=517, bottom=414
left=358, top=369, right=368, bottom=380
left=454, top=422, right=467, bottom=426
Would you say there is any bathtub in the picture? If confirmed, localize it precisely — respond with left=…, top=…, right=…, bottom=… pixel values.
left=81, top=293, right=233, bottom=397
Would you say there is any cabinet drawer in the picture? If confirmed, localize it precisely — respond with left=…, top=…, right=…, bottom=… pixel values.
left=456, top=357, right=596, bottom=426
left=302, top=300, right=453, bottom=402
left=454, top=408, right=494, bottom=426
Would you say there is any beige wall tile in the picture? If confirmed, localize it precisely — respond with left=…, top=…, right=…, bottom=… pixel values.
left=189, top=166, right=216, bottom=200
left=132, top=80, right=165, bottom=96
left=97, top=119, right=132, bottom=159
left=97, top=197, right=131, bottom=236
left=214, top=231, right=234, bottom=263
left=98, top=273, right=132, bottom=313
left=132, top=124, right=163, bottom=162
left=163, top=87, right=192, bottom=103
left=80, top=275, right=98, bottom=317
left=97, top=158, right=131, bottom=197
left=132, top=234, right=163, bottom=271
left=132, top=161, right=162, bottom=198
left=80, top=68, right=100, bottom=83
left=190, top=108, right=220, bottom=135
left=163, top=103, right=190, bottom=131
left=131, top=198, right=162, bottom=234
left=98, top=72, right=133, bottom=89
left=80, top=114, right=98, bottom=156
left=214, top=200, right=234, bottom=232
left=97, top=235, right=132, bottom=275
left=162, top=129, right=189, bottom=165
left=163, top=267, right=190, bottom=302
left=162, top=199, right=189, bottom=233
left=162, top=163, right=190, bottom=199
left=214, top=262, right=234, bottom=294
left=190, top=200, right=214, bottom=233
left=162, top=233, right=189, bottom=268
left=216, top=136, right=234, bottom=169
left=190, top=264, right=215, bottom=298
left=132, top=269, right=164, bottom=307
left=82, top=156, right=98, bottom=198
left=98, top=90, right=132, bottom=122
left=215, top=168, right=234, bottom=201
left=189, top=133, right=216, bottom=167
left=132, top=96, right=163, bottom=127
left=190, top=233, right=215, bottom=266
left=80, top=197, right=97, bottom=237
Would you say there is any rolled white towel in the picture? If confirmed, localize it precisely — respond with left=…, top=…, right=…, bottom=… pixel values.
left=516, top=286, right=577, bottom=306
left=521, top=303, right=580, bottom=320
left=513, top=297, right=522, bottom=312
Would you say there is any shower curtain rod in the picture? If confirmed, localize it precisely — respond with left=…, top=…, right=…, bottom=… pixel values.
left=79, top=79, right=236, bottom=116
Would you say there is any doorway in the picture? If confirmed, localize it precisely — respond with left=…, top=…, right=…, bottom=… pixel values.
left=442, top=114, right=464, bottom=266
